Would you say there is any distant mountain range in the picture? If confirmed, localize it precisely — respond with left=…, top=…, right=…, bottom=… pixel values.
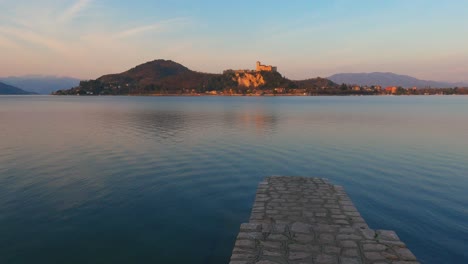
left=0, top=75, right=80, bottom=94
left=328, top=72, right=468, bottom=88
left=0, top=82, right=35, bottom=95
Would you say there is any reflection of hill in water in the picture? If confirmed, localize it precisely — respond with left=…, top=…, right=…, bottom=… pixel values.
left=129, top=111, right=188, bottom=141
left=101, top=107, right=279, bottom=141
left=222, top=110, right=278, bottom=136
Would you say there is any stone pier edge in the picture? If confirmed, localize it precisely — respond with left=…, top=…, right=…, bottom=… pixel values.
left=229, top=176, right=419, bottom=264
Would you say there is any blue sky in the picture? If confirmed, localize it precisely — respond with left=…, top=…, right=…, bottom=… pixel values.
left=1, top=0, right=467, bottom=81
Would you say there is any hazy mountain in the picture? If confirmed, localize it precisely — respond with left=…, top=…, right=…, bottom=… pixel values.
left=0, top=82, right=35, bottom=94
left=328, top=72, right=466, bottom=88
left=0, top=75, right=80, bottom=94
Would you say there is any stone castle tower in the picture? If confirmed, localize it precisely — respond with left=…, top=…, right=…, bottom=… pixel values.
left=256, top=61, right=277, bottom=72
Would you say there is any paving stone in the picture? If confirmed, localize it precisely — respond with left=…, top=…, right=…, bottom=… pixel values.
left=315, top=254, right=338, bottom=264
left=376, top=230, right=400, bottom=241
left=394, top=248, right=417, bottom=260
left=231, top=252, right=256, bottom=260
left=263, top=249, right=283, bottom=257
left=323, top=246, right=341, bottom=254
left=331, top=214, right=347, bottom=219
left=352, top=222, right=369, bottom=229
left=381, top=251, right=399, bottom=260
left=250, top=213, right=265, bottom=220
left=241, top=223, right=262, bottom=232
left=334, top=219, right=350, bottom=225
left=336, top=234, right=362, bottom=240
left=361, top=228, right=376, bottom=239
left=255, top=261, right=282, bottom=264
left=260, top=241, right=282, bottom=249
left=267, top=234, right=288, bottom=241
left=294, top=233, right=315, bottom=243
left=272, top=224, right=286, bottom=233
left=379, top=240, right=406, bottom=247
left=342, top=248, right=360, bottom=257
left=232, top=245, right=256, bottom=252
left=235, top=240, right=256, bottom=249
left=340, top=257, right=361, bottom=264
left=289, top=251, right=311, bottom=260
left=363, top=243, right=387, bottom=251
left=238, top=232, right=263, bottom=240
left=344, top=211, right=361, bottom=217
left=314, top=224, right=337, bottom=233
left=329, top=209, right=342, bottom=214
left=319, top=233, right=335, bottom=243
left=364, top=252, right=385, bottom=260
left=339, top=227, right=356, bottom=234
left=340, top=240, right=358, bottom=248
left=291, top=222, right=312, bottom=233
left=288, top=243, right=320, bottom=252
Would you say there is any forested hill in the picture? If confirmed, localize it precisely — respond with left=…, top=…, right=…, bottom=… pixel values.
left=55, top=60, right=219, bottom=95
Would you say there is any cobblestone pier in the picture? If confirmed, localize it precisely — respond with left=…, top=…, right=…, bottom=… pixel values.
left=230, top=176, right=419, bottom=264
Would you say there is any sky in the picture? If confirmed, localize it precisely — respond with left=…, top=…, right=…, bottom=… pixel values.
left=0, top=0, right=467, bottom=81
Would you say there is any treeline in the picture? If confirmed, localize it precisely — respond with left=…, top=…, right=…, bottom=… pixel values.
left=408, top=87, right=468, bottom=95
left=54, top=71, right=301, bottom=95
left=259, top=71, right=298, bottom=89
left=303, top=84, right=468, bottom=96
left=53, top=76, right=468, bottom=96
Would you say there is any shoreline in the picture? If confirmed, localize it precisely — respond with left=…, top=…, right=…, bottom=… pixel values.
left=50, top=93, right=468, bottom=97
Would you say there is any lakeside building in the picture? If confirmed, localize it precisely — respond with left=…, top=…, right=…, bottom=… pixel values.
left=385, top=86, right=398, bottom=94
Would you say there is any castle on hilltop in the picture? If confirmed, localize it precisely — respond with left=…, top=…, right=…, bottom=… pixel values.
left=223, top=61, right=277, bottom=74
left=256, top=61, right=277, bottom=72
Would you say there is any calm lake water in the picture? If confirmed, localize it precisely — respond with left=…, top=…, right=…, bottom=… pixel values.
left=0, top=95, right=467, bottom=264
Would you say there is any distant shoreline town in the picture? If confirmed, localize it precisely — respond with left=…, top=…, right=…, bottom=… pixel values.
left=51, top=60, right=468, bottom=96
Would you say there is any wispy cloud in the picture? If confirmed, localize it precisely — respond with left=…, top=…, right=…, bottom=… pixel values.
left=114, top=17, right=189, bottom=39
left=0, top=26, right=68, bottom=54
left=0, top=34, right=18, bottom=49
left=58, top=0, right=93, bottom=23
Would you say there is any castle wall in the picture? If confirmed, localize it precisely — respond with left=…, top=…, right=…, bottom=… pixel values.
left=256, top=61, right=277, bottom=72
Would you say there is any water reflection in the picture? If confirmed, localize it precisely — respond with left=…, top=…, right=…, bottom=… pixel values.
left=96, top=103, right=280, bottom=139
left=222, top=110, right=278, bottom=135
left=117, top=110, right=189, bottom=142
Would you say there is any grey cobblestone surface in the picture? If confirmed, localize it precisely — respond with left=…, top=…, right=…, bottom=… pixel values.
left=229, top=176, right=419, bottom=264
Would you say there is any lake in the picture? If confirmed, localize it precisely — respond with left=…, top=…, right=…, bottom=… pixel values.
left=0, top=95, right=467, bottom=263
